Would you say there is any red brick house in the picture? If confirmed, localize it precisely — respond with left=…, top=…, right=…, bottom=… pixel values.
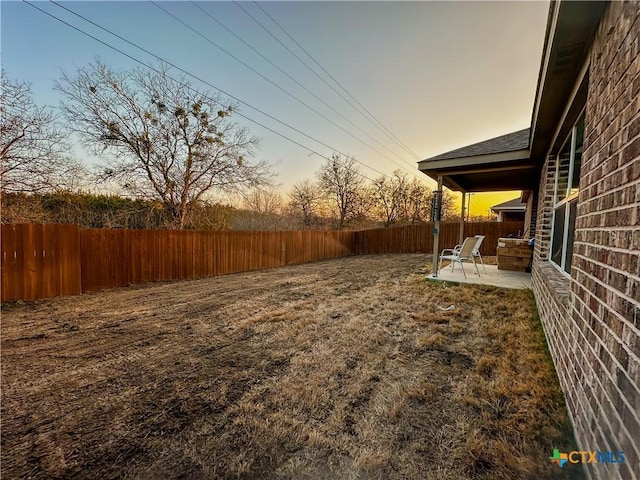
left=419, top=2, right=639, bottom=478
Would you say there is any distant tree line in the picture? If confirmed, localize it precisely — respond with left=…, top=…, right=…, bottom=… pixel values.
left=235, top=154, right=459, bottom=230
left=1, top=61, right=462, bottom=231
left=1, top=192, right=234, bottom=230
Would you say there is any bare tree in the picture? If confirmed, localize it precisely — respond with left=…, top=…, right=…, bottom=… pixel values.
left=317, top=154, right=364, bottom=229
left=56, top=60, right=270, bottom=229
left=401, top=178, right=432, bottom=223
left=288, top=180, right=321, bottom=228
left=243, top=187, right=283, bottom=216
left=370, top=172, right=435, bottom=226
left=371, top=170, right=409, bottom=227
left=237, top=186, right=288, bottom=230
left=1, top=74, right=83, bottom=193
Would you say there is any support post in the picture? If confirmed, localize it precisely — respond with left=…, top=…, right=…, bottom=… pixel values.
left=459, top=191, right=466, bottom=246
left=431, top=176, right=443, bottom=277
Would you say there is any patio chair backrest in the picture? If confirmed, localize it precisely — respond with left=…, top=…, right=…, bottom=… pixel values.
left=458, top=236, right=478, bottom=259
left=473, top=235, right=485, bottom=255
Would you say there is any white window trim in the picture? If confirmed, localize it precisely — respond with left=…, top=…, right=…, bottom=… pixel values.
left=549, top=110, right=585, bottom=277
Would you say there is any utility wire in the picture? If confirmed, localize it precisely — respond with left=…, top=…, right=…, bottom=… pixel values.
left=254, top=1, right=422, bottom=162
left=150, top=1, right=419, bottom=178
left=38, top=0, right=380, bottom=181
left=248, top=1, right=423, bottom=163
left=190, top=1, right=414, bottom=169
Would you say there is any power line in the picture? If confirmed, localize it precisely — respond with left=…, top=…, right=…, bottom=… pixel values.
left=38, top=0, right=380, bottom=181
left=249, top=1, right=423, bottom=163
left=254, top=1, right=422, bottom=162
left=190, top=1, right=414, bottom=169
left=150, top=1, right=420, bottom=178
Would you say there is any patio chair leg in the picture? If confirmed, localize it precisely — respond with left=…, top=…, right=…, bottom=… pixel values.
left=459, top=261, right=467, bottom=279
left=471, top=257, right=480, bottom=276
left=478, top=253, right=486, bottom=273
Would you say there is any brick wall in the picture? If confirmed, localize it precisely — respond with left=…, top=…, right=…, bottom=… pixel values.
left=532, top=2, right=640, bottom=479
left=533, top=154, right=557, bottom=261
left=523, top=190, right=538, bottom=239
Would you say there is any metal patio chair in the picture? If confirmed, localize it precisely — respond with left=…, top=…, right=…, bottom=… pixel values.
left=438, top=236, right=481, bottom=279
left=450, top=234, right=486, bottom=273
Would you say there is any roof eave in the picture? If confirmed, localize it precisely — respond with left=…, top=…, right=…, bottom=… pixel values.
left=491, top=206, right=527, bottom=212
left=418, top=149, right=530, bottom=172
left=418, top=148, right=534, bottom=192
left=529, top=1, right=607, bottom=161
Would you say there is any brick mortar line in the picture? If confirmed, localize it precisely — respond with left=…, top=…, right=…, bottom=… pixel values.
left=585, top=132, right=640, bottom=171
left=569, top=312, right=637, bottom=413
left=566, top=315, right=640, bottom=458
left=581, top=184, right=640, bottom=202
left=570, top=301, right=640, bottom=402
left=587, top=85, right=640, bottom=147
left=570, top=322, right=640, bottom=463
left=533, top=271, right=640, bottom=456
left=569, top=361, right=623, bottom=457
left=572, top=251, right=640, bottom=281
left=579, top=191, right=640, bottom=205
left=570, top=265, right=640, bottom=344
left=573, top=241, right=640, bottom=256
left=575, top=226, right=640, bottom=233
left=590, top=8, right=640, bottom=98
left=586, top=122, right=640, bottom=152
left=532, top=273, right=574, bottom=367
left=576, top=201, right=640, bottom=217
left=535, top=296, right=612, bottom=472
left=592, top=41, right=640, bottom=88
left=572, top=255, right=640, bottom=303
left=586, top=418, right=638, bottom=480
left=588, top=75, right=640, bottom=121
left=579, top=177, right=640, bottom=202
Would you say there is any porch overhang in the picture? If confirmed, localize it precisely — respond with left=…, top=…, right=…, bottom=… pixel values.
left=418, top=147, right=535, bottom=192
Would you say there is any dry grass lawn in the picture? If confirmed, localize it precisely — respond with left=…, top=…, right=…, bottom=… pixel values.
left=1, top=254, right=582, bottom=479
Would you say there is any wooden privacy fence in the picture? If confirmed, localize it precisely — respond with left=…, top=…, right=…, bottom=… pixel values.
left=79, top=229, right=354, bottom=293
left=1, top=224, right=82, bottom=302
left=1, top=221, right=523, bottom=302
left=354, top=221, right=525, bottom=256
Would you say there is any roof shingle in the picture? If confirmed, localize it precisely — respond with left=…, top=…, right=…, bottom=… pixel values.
left=423, top=128, right=530, bottom=162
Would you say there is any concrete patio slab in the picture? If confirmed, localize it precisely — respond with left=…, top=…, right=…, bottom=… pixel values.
left=427, top=263, right=531, bottom=289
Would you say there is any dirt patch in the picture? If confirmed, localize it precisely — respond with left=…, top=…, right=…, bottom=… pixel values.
left=2, top=254, right=581, bottom=479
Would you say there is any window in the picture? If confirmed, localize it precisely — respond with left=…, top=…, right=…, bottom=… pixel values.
left=550, top=114, right=584, bottom=274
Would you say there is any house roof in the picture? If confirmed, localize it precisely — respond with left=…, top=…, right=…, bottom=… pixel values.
left=417, top=129, right=534, bottom=192
left=418, top=0, right=608, bottom=193
left=424, top=129, right=530, bottom=162
left=491, top=198, right=527, bottom=212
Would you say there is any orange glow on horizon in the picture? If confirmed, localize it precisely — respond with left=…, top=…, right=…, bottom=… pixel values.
left=449, top=191, right=522, bottom=219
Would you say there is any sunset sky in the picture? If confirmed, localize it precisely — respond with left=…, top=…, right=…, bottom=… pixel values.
left=1, top=1, right=550, bottom=215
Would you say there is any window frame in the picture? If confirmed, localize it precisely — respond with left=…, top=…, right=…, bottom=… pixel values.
left=549, top=110, right=585, bottom=276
